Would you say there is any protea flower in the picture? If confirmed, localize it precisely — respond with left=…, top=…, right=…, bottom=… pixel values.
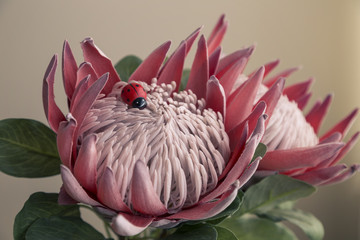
left=202, top=16, right=359, bottom=186
left=229, top=57, right=359, bottom=185
left=254, top=69, right=360, bottom=185
left=42, top=16, right=280, bottom=236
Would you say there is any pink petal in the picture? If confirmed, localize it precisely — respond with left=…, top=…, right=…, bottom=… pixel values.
left=157, top=27, right=201, bottom=79
left=218, top=58, right=248, bottom=98
left=112, top=213, right=154, bottom=236
left=71, top=73, right=109, bottom=158
left=73, top=135, right=98, bottom=194
left=168, top=181, right=238, bottom=220
left=81, top=38, right=121, bottom=94
left=130, top=161, right=167, bottom=216
left=227, top=101, right=266, bottom=152
left=328, top=132, right=360, bottom=166
left=255, top=78, right=285, bottom=123
left=293, top=164, right=347, bottom=185
left=237, top=158, right=261, bottom=188
left=263, top=59, right=280, bottom=78
left=58, top=186, right=78, bottom=205
left=320, top=108, right=359, bottom=141
left=205, top=76, right=226, bottom=117
left=57, top=116, right=76, bottom=169
left=263, top=66, right=300, bottom=88
left=42, top=54, right=66, bottom=132
left=319, top=132, right=342, bottom=144
left=208, top=15, right=226, bottom=49
left=319, top=164, right=360, bottom=186
left=216, top=46, right=254, bottom=76
left=62, top=40, right=78, bottom=100
left=259, top=143, right=345, bottom=171
left=221, top=123, right=249, bottom=178
left=283, top=78, right=313, bottom=103
left=201, top=130, right=263, bottom=203
left=207, top=14, right=228, bottom=55
left=70, top=75, right=90, bottom=112
left=157, top=42, right=186, bottom=92
left=225, top=66, right=264, bottom=131
left=71, top=73, right=108, bottom=133
left=129, top=41, right=171, bottom=84
left=209, top=47, right=221, bottom=76
left=186, top=35, right=209, bottom=99
left=97, top=167, right=131, bottom=212
left=184, top=27, right=202, bottom=55
left=305, top=94, right=332, bottom=134
left=228, top=121, right=249, bottom=152
left=60, top=165, right=101, bottom=206
left=77, top=62, right=98, bottom=87
left=296, top=92, right=312, bottom=110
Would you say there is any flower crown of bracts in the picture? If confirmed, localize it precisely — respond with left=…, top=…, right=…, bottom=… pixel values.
left=1, top=14, right=358, bottom=240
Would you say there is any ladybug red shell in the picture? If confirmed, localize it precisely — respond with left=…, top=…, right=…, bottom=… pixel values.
left=121, top=83, right=147, bottom=109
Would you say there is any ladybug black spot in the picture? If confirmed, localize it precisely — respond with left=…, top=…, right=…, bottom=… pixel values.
left=127, top=89, right=130, bottom=92
left=127, top=98, right=130, bottom=102
left=136, top=84, right=139, bottom=87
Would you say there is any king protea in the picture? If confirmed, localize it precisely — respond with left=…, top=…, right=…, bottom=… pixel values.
left=42, top=16, right=281, bottom=236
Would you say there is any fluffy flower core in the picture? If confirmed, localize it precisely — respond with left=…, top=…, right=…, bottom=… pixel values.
left=257, top=85, right=319, bottom=150
left=79, top=79, right=230, bottom=213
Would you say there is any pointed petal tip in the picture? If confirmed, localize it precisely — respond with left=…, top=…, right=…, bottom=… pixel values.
left=163, top=40, right=172, bottom=48
left=196, top=25, right=205, bottom=32
left=255, top=65, right=265, bottom=77
left=63, top=40, right=69, bottom=48
left=81, top=37, right=94, bottom=44
left=272, top=77, right=286, bottom=91
left=352, top=107, right=359, bottom=116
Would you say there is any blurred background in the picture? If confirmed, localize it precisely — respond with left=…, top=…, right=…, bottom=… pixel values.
left=0, top=1, right=359, bottom=239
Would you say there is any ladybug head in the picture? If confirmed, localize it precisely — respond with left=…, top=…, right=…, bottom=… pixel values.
left=132, top=97, right=147, bottom=109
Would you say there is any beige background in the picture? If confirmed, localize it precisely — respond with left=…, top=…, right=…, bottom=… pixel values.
left=0, top=1, right=359, bottom=239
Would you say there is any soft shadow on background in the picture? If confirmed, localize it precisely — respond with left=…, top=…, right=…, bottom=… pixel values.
left=0, top=1, right=359, bottom=239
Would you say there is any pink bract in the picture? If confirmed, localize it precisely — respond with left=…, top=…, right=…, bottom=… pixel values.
left=42, top=15, right=279, bottom=236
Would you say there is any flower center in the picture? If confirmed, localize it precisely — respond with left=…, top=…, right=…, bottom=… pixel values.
left=79, top=79, right=230, bottom=213
left=257, top=84, right=319, bottom=151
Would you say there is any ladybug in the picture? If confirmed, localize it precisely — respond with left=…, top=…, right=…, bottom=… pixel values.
left=121, top=83, right=147, bottom=109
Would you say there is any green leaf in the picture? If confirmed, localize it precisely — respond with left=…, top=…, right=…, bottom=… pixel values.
left=236, top=175, right=316, bottom=216
left=114, top=55, right=142, bottom=82
left=220, top=215, right=297, bottom=240
left=214, top=226, right=238, bottom=240
left=0, top=118, right=60, bottom=178
left=25, top=216, right=105, bottom=240
left=14, top=192, right=80, bottom=240
left=263, top=208, right=324, bottom=240
left=252, top=143, right=267, bottom=162
left=164, top=224, right=217, bottom=240
left=179, top=69, right=190, bottom=91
